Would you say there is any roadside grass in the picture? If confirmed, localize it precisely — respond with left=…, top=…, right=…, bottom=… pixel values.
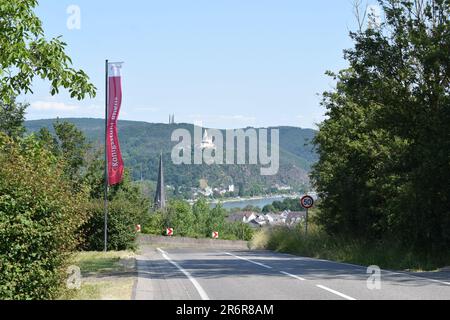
left=74, top=251, right=136, bottom=274
left=60, top=251, right=137, bottom=300
left=69, top=279, right=136, bottom=300
left=250, top=226, right=450, bottom=272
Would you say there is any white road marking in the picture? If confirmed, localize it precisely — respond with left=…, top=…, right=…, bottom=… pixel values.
left=157, top=248, right=210, bottom=300
left=224, top=252, right=273, bottom=269
left=261, top=252, right=450, bottom=287
left=383, top=271, right=450, bottom=286
left=316, top=285, right=357, bottom=300
left=280, top=271, right=306, bottom=281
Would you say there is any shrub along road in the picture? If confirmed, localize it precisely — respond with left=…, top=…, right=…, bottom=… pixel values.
left=133, top=246, right=450, bottom=300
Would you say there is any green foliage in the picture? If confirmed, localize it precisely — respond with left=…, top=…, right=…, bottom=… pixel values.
left=0, top=134, right=89, bottom=299
left=0, top=98, right=28, bottom=138
left=53, top=120, right=91, bottom=182
left=81, top=198, right=143, bottom=252
left=164, top=200, right=196, bottom=237
left=312, top=0, right=450, bottom=252
left=0, top=0, right=103, bottom=300
left=142, top=199, right=253, bottom=241
left=35, top=120, right=91, bottom=185
left=251, top=226, right=450, bottom=271
left=0, top=0, right=96, bottom=103
left=35, top=127, right=59, bottom=155
left=262, top=198, right=303, bottom=213
left=241, top=205, right=262, bottom=213
left=143, top=212, right=165, bottom=235
left=223, top=222, right=254, bottom=241
left=81, top=168, right=151, bottom=251
left=0, top=116, right=149, bottom=298
left=262, top=205, right=275, bottom=213
left=193, top=198, right=211, bottom=237
left=25, top=119, right=317, bottom=194
left=33, top=120, right=151, bottom=252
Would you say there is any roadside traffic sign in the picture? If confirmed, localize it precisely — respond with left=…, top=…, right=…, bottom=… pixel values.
left=300, top=195, right=314, bottom=236
left=166, top=228, right=174, bottom=236
left=212, top=231, right=219, bottom=239
left=300, top=195, right=314, bottom=209
left=135, top=224, right=142, bottom=233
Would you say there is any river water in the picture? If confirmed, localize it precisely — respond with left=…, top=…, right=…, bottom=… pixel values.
left=209, top=196, right=294, bottom=210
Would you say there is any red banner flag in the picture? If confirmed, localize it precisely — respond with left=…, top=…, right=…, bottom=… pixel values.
left=107, top=63, right=124, bottom=186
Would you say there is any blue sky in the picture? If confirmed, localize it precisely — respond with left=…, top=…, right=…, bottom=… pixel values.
left=23, top=0, right=378, bottom=129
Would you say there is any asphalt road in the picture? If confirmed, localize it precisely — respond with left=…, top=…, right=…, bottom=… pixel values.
left=133, top=247, right=450, bottom=300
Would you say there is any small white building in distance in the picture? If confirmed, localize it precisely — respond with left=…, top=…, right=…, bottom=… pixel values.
left=199, top=130, right=216, bottom=150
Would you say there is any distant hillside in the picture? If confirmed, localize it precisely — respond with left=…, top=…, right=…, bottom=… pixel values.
left=25, top=118, right=318, bottom=194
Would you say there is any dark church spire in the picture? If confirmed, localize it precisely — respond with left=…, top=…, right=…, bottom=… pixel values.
left=154, top=153, right=166, bottom=209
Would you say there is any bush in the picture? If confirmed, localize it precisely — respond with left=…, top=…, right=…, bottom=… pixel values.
left=223, top=222, right=254, bottom=241
left=142, top=200, right=255, bottom=241
left=0, top=134, right=89, bottom=300
left=142, top=212, right=164, bottom=235
left=81, top=198, right=143, bottom=251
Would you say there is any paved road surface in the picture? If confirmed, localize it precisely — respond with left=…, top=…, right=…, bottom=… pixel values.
left=134, top=247, right=450, bottom=300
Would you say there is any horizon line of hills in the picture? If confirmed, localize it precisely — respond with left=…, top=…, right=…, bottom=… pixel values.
left=25, top=117, right=318, bottom=131
left=25, top=118, right=319, bottom=197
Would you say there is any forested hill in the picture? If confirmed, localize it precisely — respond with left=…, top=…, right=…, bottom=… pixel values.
left=25, top=118, right=318, bottom=194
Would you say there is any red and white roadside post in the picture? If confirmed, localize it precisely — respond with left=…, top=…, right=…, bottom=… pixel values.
left=135, top=225, right=142, bottom=233
left=166, top=228, right=174, bottom=237
left=212, top=231, right=219, bottom=239
left=300, top=195, right=314, bottom=236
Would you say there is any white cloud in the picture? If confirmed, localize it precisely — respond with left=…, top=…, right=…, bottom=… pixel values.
left=31, top=101, right=80, bottom=111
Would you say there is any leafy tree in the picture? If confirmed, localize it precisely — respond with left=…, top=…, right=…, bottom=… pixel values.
left=143, top=198, right=252, bottom=241
left=35, top=127, right=59, bottom=154
left=262, top=204, right=276, bottom=213
left=263, top=198, right=303, bottom=213
left=0, top=0, right=99, bottom=299
left=34, top=120, right=92, bottom=187
left=81, top=197, right=145, bottom=251
left=0, top=133, right=89, bottom=299
left=312, top=0, right=450, bottom=252
left=164, top=200, right=196, bottom=237
left=0, top=0, right=96, bottom=104
left=207, top=204, right=227, bottom=235
left=223, top=222, right=254, bottom=241
left=81, top=155, right=151, bottom=250
left=193, top=198, right=210, bottom=236
left=53, top=121, right=90, bottom=179
left=0, top=98, right=28, bottom=138
left=242, top=205, right=262, bottom=213
left=143, top=211, right=164, bottom=235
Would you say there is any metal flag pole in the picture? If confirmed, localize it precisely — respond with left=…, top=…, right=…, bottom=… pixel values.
left=104, top=59, right=109, bottom=252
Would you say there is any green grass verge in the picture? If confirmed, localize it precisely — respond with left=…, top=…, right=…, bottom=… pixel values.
left=74, top=251, right=136, bottom=274
left=250, top=226, right=450, bottom=272
left=60, top=251, right=136, bottom=300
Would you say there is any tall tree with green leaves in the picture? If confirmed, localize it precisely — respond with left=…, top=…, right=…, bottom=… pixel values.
left=0, top=133, right=90, bottom=299
left=0, top=98, right=28, bottom=138
left=312, top=0, right=450, bottom=252
left=53, top=120, right=91, bottom=182
left=0, top=0, right=96, bottom=103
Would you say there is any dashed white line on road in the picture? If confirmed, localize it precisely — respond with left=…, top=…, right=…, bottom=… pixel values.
left=224, top=252, right=273, bottom=269
left=280, top=271, right=306, bottom=281
left=298, top=255, right=450, bottom=286
left=316, top=285, right=357, bottom=300
left=384, top=271, right=450, bottom=286
left=157, top=248, right=210, bottom=300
